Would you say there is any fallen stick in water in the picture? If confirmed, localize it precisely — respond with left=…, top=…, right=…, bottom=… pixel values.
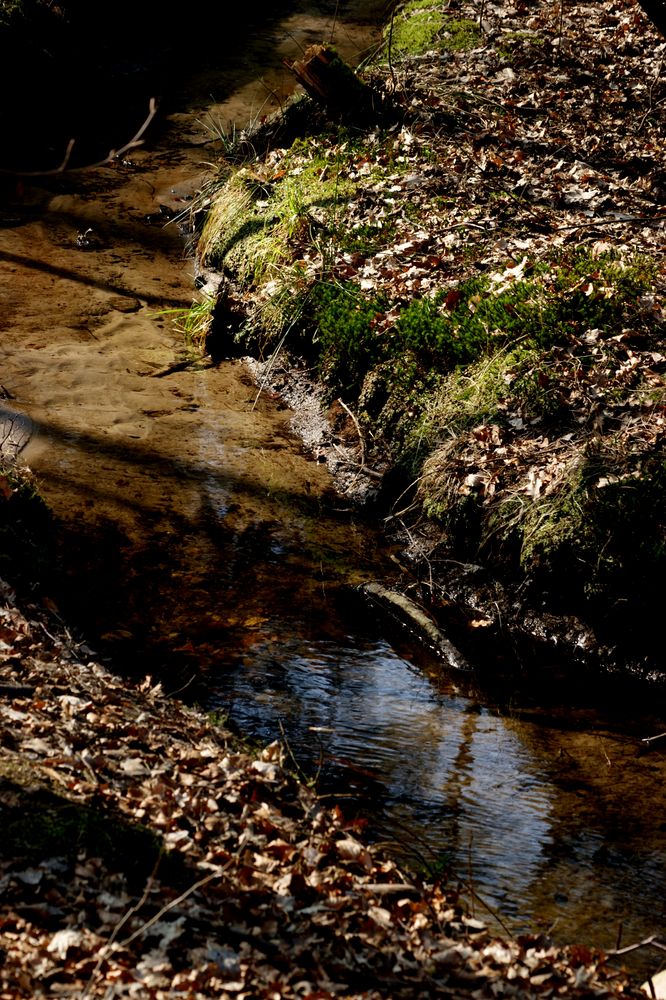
left=360, top=582, right=469, bottom=671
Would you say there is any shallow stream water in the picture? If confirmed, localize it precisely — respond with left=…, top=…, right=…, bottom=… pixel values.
left=1, top=0, right=665, bottom=979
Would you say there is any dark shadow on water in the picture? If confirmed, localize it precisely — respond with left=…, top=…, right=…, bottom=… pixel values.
left=12, top=405, right=378, bottom=691
left=0, top=1, right=300, bottom=173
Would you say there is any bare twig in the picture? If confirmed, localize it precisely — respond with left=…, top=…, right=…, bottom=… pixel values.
left=608, top=934, right=666, bottom=957
left=329, top=0, right=340, bottom=44
left=463, top=880, right=516, bottom=939
left=642, top=731, right=666, bottom=748
left=557, top=0, right=565, bottom=53
left=120, top=862, right=232, bottom=950
left=331, top=455, right=384, bottom=479
left=82, top=853, right=162, bottom=997
left=387, top=6, right=397, bottom=93
left=0, top=98, right=158, bottom=177
left=635, top=56, right=665, bottom=133
left=278, top=718, right=310, bottom=787
left=337, top=398, right=366, bottom=466
left=615, top=921, right=624, bottom=951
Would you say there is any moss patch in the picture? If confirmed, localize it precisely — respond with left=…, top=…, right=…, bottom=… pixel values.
left=389, top=2, right=446, bottom=55
left=387, top=3, right=481, bottom=56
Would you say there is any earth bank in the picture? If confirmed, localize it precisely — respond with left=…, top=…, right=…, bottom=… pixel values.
left=193, top=0, right=666, bottom=688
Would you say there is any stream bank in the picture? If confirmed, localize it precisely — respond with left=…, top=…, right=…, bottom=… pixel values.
left=194, top=0, right=666, bottom=688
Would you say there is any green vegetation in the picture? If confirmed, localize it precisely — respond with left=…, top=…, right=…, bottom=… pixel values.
left=387, top=2, right=482, bottom=56
left=155, top=293, right=216, bottom=353
left=518, top=444, right=666, bottom=587
left=282, top=248, right=654, bottom=425
left=215, top=205, right=660, bottom=635
left=309, top=282, right=387, bottom=394
left=442, top=18, right=483, bottom=52
left=0, top=0, right=23, bottom=27
left=192, top=0, right=666, bottom=664
left=389, top=1, right=446, bottom=55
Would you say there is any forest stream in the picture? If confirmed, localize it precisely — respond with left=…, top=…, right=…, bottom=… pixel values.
left=1, top=0, right=665, bottom=978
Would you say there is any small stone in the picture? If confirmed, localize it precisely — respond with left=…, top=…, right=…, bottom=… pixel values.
left=107, top=296, right=141, bottom=313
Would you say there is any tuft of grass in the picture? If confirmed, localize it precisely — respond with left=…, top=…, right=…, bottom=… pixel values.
left=156, top=293, right=216, bottom=353
left=198, top=138, right=361, bottom=356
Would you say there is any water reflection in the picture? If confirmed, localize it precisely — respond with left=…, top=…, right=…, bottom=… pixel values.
left=209, top=632, right=666, bottom=977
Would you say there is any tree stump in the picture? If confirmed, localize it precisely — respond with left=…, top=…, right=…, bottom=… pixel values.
left=285, top=45, right=383, bottom=120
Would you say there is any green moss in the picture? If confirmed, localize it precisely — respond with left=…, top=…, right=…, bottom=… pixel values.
left=442, top=18, right=482, bottom=52
left=389, top=2, right=446, bottom=55
left=310, top=282, right=388, bottom=394
left=388, top=3, right=481, bottom=56
left=386, top=250, right=656, bottom=378
left=520, top=445, right=666, bottom=587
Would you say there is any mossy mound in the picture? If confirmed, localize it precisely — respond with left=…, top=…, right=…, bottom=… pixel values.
left=0, top=758, right=168, bottom=879
left=194, top=0, right=666, bottom=671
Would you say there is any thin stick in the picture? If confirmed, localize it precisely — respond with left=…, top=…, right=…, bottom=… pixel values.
left=82, top=853, right=162, bottom=997
left=467, top=832, right=475, bottom=917
left=337, top=398, right=366, bottom=466
left=1, top=98, right=158, bottom=177
left=329, top=0, right=340, bottom=44
left=642, top=731, right=666, bottom=747
left=120, top=862, right=231, bottom=949
left=464, top=881, right=515, bottom=939
left=615, top=921, right=623, bottom=951
left=608, top=934, right=666, bottom=957
left=251, top=291, right=312, bottom=410
left=635, top=56, right=664, bottom=133
left=387, top=6, right=397, bottom=93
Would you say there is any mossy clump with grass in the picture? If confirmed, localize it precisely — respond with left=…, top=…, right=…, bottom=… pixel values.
left=296, top=247, right=656, bottom=444
left=0, top=755, right=184, bottom=885
left=197, top=139, right=362, bottom=355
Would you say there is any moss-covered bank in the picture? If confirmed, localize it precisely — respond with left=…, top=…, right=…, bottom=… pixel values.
left=192, top=0, right=665, bottom=681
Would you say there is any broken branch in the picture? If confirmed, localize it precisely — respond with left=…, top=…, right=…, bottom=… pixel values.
left=0, top=98, right=158, bottom=177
